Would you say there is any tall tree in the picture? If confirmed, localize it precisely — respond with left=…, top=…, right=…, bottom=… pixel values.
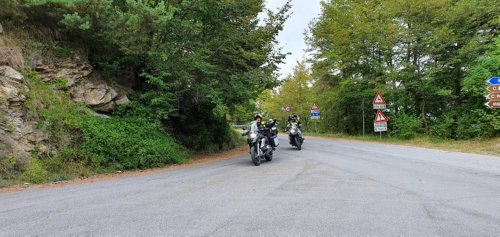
left=307, top=0, right=499, bottom=138
left=261, top=61, right=314, bottom=130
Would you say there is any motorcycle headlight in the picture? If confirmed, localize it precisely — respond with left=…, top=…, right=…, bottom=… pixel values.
left=249, top=133, right=257, bottom=139
left=290, top=129, right=296, bottom=134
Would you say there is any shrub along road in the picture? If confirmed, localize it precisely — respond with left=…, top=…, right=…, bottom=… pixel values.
left=1, top=137, right=500, bottom=235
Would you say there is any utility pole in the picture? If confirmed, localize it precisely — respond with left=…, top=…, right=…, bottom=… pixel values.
left=362, top=98, right=365, bottom=137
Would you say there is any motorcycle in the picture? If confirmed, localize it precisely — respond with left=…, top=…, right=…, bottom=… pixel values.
left=242, top=121, right=279, bottom=166
left=288, top=123, right=303, bottom=150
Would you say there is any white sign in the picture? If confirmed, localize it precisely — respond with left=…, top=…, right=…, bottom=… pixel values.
left=373, top=104, right=386, bottom=109
left=310, top=110, right=320, bottom=120
left=374, top=122, right=387, bottom=132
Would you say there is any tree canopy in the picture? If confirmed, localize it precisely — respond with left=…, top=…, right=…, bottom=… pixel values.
left=305, top=0, right=499, bottom=139
left=1, top=0, right=291, bottom=149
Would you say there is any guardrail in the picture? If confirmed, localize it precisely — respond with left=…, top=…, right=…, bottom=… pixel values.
left=231, top=124, right=249, bottom=129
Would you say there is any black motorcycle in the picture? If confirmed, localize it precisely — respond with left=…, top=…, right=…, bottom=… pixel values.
left=242, top=122, right=279, bottom=166
left=288, top=123, right=303, bottom=150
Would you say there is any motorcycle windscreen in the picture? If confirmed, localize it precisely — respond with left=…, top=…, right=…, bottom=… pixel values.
left=274, top=137, right=280, bottom=147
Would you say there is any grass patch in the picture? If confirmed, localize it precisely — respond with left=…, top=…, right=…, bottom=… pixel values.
left=305, top=133, right=500, bottom=156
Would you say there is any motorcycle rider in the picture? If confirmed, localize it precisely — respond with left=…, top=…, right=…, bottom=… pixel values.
left=287, top=114, right=303, bottom=140
left=250, top=114, right=277, bottom=150
left=287, top=114, right=302, bottom=129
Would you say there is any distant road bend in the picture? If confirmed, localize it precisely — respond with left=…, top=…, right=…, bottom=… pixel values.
left=1, top=137, right=500, bottom=236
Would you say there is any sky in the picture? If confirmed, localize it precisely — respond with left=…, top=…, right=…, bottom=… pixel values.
left=264, top=0, right=322, bottom=78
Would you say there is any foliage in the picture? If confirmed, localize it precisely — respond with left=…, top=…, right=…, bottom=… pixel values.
left=80, top=117, right=188, bottom=170
left=306, top=0, right=500, bottom=139
left=2, top=0, right=290, bottom=150
left=25, top=71, right=90, bottom=153
left=22, top=159, right=49, bottom=184
left=0, top=155, right=21, bottom=180
left=430, top=113, right=455, bottom=139
left=24, top=71, right=189, bottom=175
left=260, top=62, right=315, bottom=130
left=50, top=77, right=69, bottom=90
left=390, top=113, right=422, bottom=139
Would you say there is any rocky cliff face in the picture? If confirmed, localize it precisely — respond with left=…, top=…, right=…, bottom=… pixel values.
left=0, top=66, right=46, bottom=159
left=34, top=52, right=130, bottom=113
left=0, top=52, right=131, bottom=159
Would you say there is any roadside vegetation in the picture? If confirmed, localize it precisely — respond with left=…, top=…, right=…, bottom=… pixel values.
left=0, top=0, right=286, bottom=187
left=257, top=0, right=499, bottom=143
left=1, top=72, right=190, bottom=187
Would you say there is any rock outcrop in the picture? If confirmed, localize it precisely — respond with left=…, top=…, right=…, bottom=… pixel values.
left=1, top=53, right=131, bottom=158
left=34, top=52, right=130, bottom=113
left=0, top=66, right=47, bottom=159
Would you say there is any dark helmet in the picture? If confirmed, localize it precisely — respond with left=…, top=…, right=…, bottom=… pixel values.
left=254, top=114, right=263, bottom=120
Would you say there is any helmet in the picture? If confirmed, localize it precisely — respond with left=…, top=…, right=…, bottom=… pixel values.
left=254, top=114, right=263, bottom=120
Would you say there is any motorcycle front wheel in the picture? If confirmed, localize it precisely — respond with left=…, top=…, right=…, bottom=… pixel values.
left=265, top=150, right=273, bottom=161
left=250, top=146, right=261, bottom=166
left=296, top=136, right=302, bottom=150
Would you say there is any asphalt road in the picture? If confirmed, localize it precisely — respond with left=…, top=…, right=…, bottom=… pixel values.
left=1, top=136, right=500, bottom=236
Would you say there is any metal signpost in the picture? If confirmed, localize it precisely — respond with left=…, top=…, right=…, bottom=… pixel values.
left=372, top=92, right=388, bottom=137
left=310, top=102, right=320, bottom=133
left=486, top=77, right=500, bottom=109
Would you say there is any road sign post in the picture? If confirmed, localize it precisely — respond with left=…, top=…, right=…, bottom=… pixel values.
left=373, top=92, right=386, bottom=109
left=486, top=101, right=500, bottom=109
left=372, top=93, right=388, bottom=136
left=310, top=102, right=320, bottom=133
left=374, top=122, right=388, bottom=132
left=374, top=109, right=388, bottom=137
left=487, top=76, right=500, bottom=85
left=362, top=98, right=365, bottom=137
left=485, top=93, right=500, bottom=101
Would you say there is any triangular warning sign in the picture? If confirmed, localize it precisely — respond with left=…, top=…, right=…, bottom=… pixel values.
left=373, top=92, right=386, bottom=105
left=311, top=102, right=320, bottom=111
left=374, top=110, right=388, bottom=122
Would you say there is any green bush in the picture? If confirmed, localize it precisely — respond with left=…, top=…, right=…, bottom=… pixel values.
left=390, top=113, right=422, bottom=139
left=80, top=117, right=188, bottom=170
left=456, top=110, right=498, bottom=139
left=430, top=114, right=455, bottom=139
left=24, top=71, right=188, bottom=176
left=50, top=77, right=69, bottom=91
left=39, top=147, right=94, bottom=182
left=25, top=71, right=91, bottom=153
left=22, top=159, right=49, bottom=184
left=0, top=154, right=20, bottom=180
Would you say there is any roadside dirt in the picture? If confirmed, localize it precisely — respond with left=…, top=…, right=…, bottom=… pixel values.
left=0, top=146, right=247, bottom=194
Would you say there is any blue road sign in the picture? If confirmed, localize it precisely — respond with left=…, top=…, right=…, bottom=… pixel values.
left=488, top=77, right=500, bottom=85
left=310, top=110, right=320, bottom=120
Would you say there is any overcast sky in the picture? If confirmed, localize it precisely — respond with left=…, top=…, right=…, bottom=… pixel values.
left=264, top=0, right=322, bottom=78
